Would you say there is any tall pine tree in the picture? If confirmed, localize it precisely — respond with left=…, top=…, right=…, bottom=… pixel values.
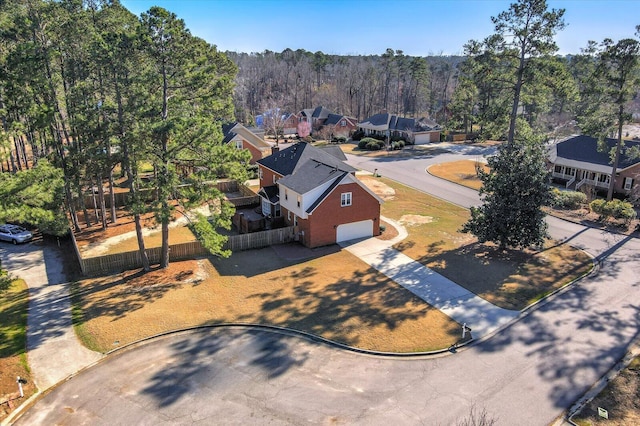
left=462, top=0, right=564, bottom=250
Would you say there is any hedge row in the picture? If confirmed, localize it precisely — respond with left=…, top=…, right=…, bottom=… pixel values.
left=550, top=189, right=587, bottom=209
left=590, top=199, right=636, bottom=222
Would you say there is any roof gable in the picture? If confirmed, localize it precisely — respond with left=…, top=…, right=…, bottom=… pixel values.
left=222, top=122, right=270, bottom=148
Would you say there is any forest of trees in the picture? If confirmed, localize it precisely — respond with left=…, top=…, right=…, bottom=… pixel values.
left=228, top=49, right=463, bottom=127
left=0, top=0, right=638, bottom=262
left=0, top=0, right=249, bottom=269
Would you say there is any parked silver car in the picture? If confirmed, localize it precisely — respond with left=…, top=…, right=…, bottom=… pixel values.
left=0, top=224, right=33, bottom=244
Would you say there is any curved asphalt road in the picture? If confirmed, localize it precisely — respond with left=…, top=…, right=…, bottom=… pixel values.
left=13, top=145, right=640, bottom=425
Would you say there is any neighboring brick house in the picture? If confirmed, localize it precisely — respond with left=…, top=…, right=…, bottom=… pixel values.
left=298, top=106, right=332, bottom=133
left=256, top=142, right=382, bottom=248
left=222, top=122, right=272, bottom=164
left=322, top=113, right=358, bottom=138
left=548, top=135, right=640, bottom=196
left=281, top=113, right=299, bottom=135
left=358, top=113, right=442, bottom=144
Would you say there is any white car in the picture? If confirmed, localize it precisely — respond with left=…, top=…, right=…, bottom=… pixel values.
left=0, top=224, right=33, bottom=244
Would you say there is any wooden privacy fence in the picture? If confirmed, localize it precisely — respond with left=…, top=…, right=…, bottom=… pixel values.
left=223, top=226, right=297, bottom=252
left=76, top=226, right=298, bottom=275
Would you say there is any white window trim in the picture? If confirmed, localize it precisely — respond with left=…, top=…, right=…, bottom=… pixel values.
left=235, top=140, right=243, bottom=149
left=624, top=177, right=633, bottom=190
left=341, top=192, right=352, bottom=207
left=258, top=168, right=263, bottom=180
left=287, top=210, right=291, bottom=221
left=293, top=214, right=298, bottom=226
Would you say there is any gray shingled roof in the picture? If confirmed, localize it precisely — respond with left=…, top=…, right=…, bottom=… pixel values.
left=556, top=135, right=640, bottom=169
left=258, top=185, right=279, bottom=203
left=312, top=106, right=331, bottom=119
left=277, top=160, right=347, bottom=195
left=324, top=113, right=343, bottom=126
left=257, top=142, right=355, bottom=176
left=222, top=122, right=238, bottom=144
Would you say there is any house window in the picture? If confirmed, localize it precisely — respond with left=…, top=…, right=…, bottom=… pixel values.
left=273, top=175, right=278, bottom=184
left=297, top=195, right=301, bottom=208
left=598, top=174, right=609, bottom=184
left=340, top=120, right=346, bottom=127
left=259, top=168, right=263, bottom=180
left=285, top=189, right=288, bottom=200
left=235, top=140, right=243, bottom=150
left=293, top=214, right=298, bottom=226
left=624, top=177, right=634, bottom=190
left=287, top=211, right=291, bottom=221
left=554, top=165, right=562, bottom=174
left=341, top=192, right=352, bottom=207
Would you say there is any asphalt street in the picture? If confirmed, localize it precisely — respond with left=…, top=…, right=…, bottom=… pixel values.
left=9, top=144, right=640, bottom=425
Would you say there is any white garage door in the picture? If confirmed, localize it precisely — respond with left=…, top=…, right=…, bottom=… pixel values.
left=336, top=220, right=373, bottom=243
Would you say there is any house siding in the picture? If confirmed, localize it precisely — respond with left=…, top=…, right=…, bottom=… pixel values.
left=258, top=165, right=282, bottom=188
left=240, top=141, right=266, bottom=164
left=303, top=182, right=380, bottom=248
left=616, top=164, right=640, bottom=193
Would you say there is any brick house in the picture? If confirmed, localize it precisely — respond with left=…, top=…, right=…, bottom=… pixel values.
left=548, top=135, right=640, bottom=197
left=322, top=113, right=358, bottom=139
left=358, top=113, right=441, bottom=144
left=222, top=122, right=271, bottom=164
left=298, top=106, right=332, bottom=133
left=257, top=142, right=383, bottom=247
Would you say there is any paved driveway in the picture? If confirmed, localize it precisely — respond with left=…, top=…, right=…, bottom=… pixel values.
left=10, top=146, right=640, bottom=425
left=0, top=241, right=102, bottom=391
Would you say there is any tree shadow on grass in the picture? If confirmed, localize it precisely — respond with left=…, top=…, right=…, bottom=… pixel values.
left=405, top=240, right=594, bottom=311
left=211, top=246, right=325, bottom=278
left=73, top=264, right=200, bottom=324
left=238, top=263, right=461, bottom=351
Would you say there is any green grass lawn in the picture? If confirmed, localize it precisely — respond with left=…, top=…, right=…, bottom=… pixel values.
left=0, top=278, right=36, bottom=420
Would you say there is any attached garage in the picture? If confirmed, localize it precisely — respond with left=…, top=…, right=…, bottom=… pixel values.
left=336, top=219, right=373, bottom=243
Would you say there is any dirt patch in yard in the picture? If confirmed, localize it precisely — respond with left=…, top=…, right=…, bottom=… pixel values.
left=400, top=214, right=435, bottom=225
left=359, top=176, right=396, bottom=201
left=73, top=249, right=461, bottom=354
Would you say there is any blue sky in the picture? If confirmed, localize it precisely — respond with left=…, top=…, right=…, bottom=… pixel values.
left=120, top=0, right=640, bottom=56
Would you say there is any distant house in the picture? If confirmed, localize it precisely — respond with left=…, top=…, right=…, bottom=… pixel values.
left=548, top=135, right=640, bottom=196
left=322, top=113, right=358, bottom=138
left=298, top=106, right=332, bottom=133
left=256, top=142, right=382, bottom=248
left=281, top=113, right=299, bottom=135
left=222, top=123, right=271, bottom=164
left=358, top=113, right=442, bottom=144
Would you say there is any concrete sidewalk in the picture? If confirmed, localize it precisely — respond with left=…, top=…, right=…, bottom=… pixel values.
left=342, top=217, right=519, bottom=338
